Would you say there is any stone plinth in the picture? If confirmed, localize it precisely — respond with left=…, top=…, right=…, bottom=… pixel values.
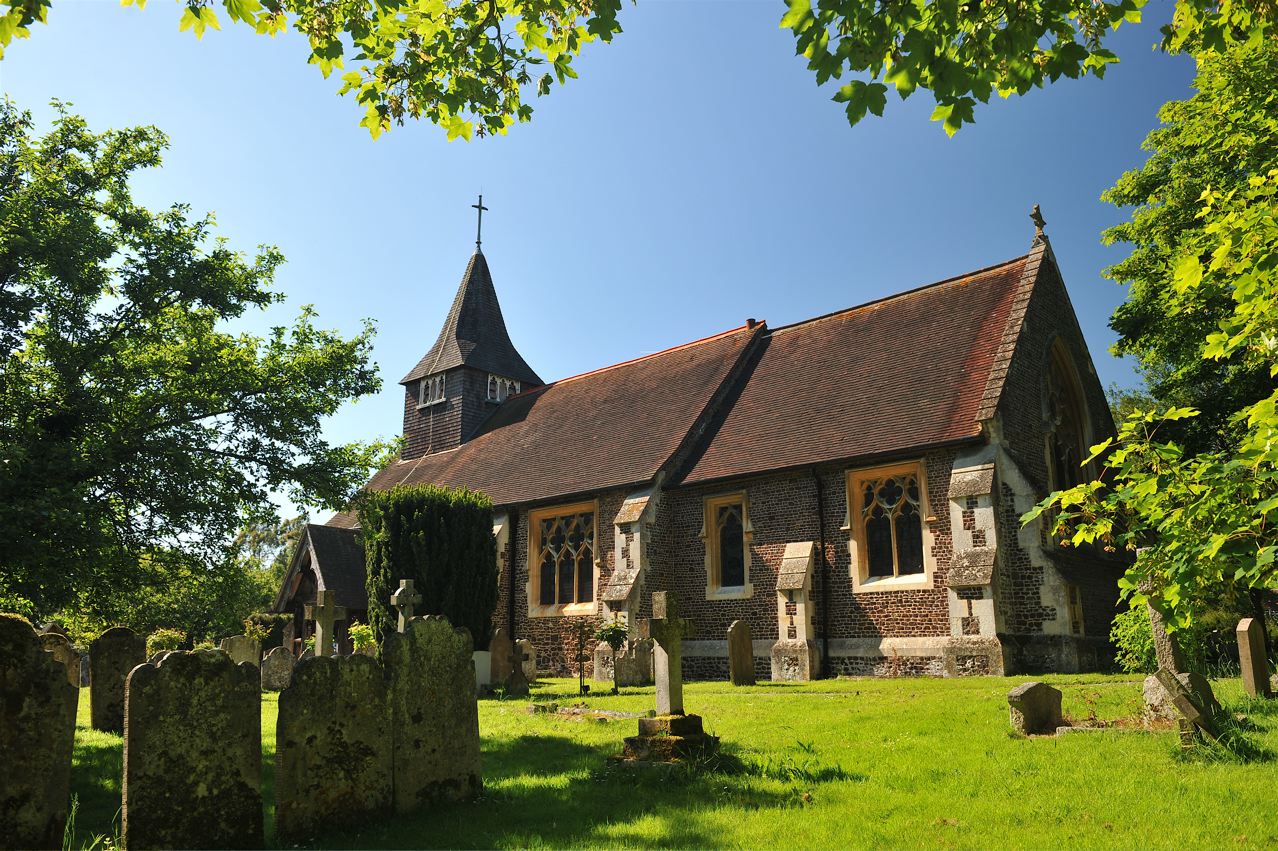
left=90, top=626, right=145, bottom=734
left=0, top=614, right=78, bottom=849
left=619, top=714, right=720, bottom=762
left=122, top=650, right=262, bottom=850
left=261, top=646, right=296, bottom=691
left=770, top=638, right=820, bottom=681
left=275, top=654, right=391, bottom=841
left=1007, top=681, right=1063, bottom=735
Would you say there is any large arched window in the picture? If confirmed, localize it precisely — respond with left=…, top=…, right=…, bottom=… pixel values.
left=1044, top=342, right=1090, bottom=492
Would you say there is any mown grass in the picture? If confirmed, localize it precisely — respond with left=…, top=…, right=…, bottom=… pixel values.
left=68, top=675, right=1278, bottom=850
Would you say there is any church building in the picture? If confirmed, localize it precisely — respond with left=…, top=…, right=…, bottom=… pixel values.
left=295, top=210, right=1124, bottom=678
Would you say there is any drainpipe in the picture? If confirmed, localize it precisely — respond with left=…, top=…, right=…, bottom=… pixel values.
left=812, top=467, right=830, bottom=679
left=507, top=508, right=518, bottom=639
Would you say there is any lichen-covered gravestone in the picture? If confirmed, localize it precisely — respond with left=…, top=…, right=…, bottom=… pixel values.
left=489, top=627, right=515, bottom=684
left=1236, top=618, right=1272, bottom=699
left=383, top=616, right=482, bottom=812
left=90, top=626, right=145, bottom=734
left=727, top=620, right=755, bottom=686
left=260, top=646, right=296, bottom=691
left=0, top=614, right=78, bottom=850
left=1007, top=681, right=1063, bottom=734
left=516, top=639, right=538, bottom=682
left=122, top=650, right=262, bottom=850
left=219, top=634, right=261, bottom=668
left=275, top=654, right=391, bottom=841
left=39, top=632, right=82, bottom=689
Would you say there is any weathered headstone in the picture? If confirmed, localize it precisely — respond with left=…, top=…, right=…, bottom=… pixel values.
left=490, top=627, right=515, bottom=684
left=90, top=626, right=145, bottom=734
left=383, top=616, right=482, bottom=812
left=219, top=634, right=262, bottom=668
left=1144, top=670, right=1221, bottom=721
left=1007, top=681, right=1063, bottom=735
left=39, top=632, right=82, bottom=689
left=122, top=650, right=262, bottom=849
left=275, top=654, right=392, bottom=841
left=305, top=589, right=346, bottom=658
left=79, top=653, right=90, bottom=688
left=505, top=643, right=530, bottom=697
left=516, top=639, right=538, bottom=683
left=1236, top=617, right=1272, bottom=699
left=261, top=646, right=296, bottom=691
left=615, top=638, right=654, bottom=686
left=1153, top=667, right=1220, bottom=746
left=0, top=614, right=78, bottom=849
left=391, top=578, right=422, bottom=633
left=641, top=591, right=694, bottom=716
left=727, top=620, right=755, bottom=686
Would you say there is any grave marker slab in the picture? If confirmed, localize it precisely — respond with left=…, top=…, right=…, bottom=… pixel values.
left=1236, top=617, right=1272, bottom=699
left=275, top=654, right=391, bottom=841
left=489, top=627, right=515, bottom=684
left=220, top=634, right=261, bottom=668
left=0, top=614, right=77, bottom=849
left=516, top=639, right=538, bottom=682
left=90, top=626, right=145, bottom=734
left=39, top=632, right=81, bottom=689
left=122, top=650, right=262, bottom=850
left=261, top=646, right=296, bottom=691
left=727, top=620, right=755, bottom=686
left=383, top=616, right=482, bottom=812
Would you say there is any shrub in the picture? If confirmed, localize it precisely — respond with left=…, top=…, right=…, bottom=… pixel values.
left=349, top=621, right=375, bottom=651
left=359, top=484, right=498, bottom=650
left=245, top=612, right=291, bottom=649
left=1110, top=606, right=1156, bottom=674
left=146, top=628, right=187, bottom=656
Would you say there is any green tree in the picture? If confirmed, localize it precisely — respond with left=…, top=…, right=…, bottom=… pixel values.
left=0, top=101, right=386, bottom=620
left=1, top=0, right=1273, bottom=138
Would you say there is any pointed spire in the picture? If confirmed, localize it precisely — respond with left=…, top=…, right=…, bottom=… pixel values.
left=401, top=250, right=542, bottom=386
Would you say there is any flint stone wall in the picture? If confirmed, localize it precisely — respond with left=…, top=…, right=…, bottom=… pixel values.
left=90, top=627, right=145, bottom=734
left=122, top=650, right=262, bottom=850
left=383, top=616, right=482, bottom=812
left=275, top=654, right=391, bottom=841
left=1, top=614, right=78, bottom=850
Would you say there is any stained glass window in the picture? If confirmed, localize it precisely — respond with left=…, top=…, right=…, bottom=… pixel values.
left=860, top=472, right=925, bottom=578
left=535, top=509, right=595, bottom=606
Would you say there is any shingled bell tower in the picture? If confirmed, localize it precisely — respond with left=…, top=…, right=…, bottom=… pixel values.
left=400, top=199, right=541, bottom=459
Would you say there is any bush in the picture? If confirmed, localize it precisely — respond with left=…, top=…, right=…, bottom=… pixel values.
left=146, top=628, right=186, bottom=657
left=349, top=621, right=375, bottom=651
left=359, top=484, right=498, bottom=650
left=245, top=612, right=291, bottom=649
left=1110, top=606, right=1156, bottom=673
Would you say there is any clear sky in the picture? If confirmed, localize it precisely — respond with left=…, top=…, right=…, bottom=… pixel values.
left=3, top=1, right=1194, bottom=488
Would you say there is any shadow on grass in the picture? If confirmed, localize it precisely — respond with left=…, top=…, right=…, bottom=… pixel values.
left=69, top=728, right=122, bottom=848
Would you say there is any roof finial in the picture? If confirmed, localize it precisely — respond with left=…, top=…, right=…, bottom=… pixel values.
left=472, top=194, right=489, bottom=251
left=1030, top=204, right=1047, bottom=244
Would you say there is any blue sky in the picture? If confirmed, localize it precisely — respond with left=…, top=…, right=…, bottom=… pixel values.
left=3, top=2, right=1193, bottom=482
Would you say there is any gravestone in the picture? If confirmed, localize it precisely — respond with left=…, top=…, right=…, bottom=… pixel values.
left=641, top=591, right=694, bottom=715
left=727, top=620, right=755, bottom=686
left=305, top=589, right=346, bottom=658
left=383, top=616, right=482, bottom=812
left=490, top=627, right=515, bottom=684
left=505, top=643, right=530, bottom=696
left=0, top=614, right=78, bottom=849
left=282, top=621, right=297, bottom=654
left=1007, top=682, right=1063, bottom=734
left=40, top=632, right=82, bottom=689
left=220, top=634, right=262, bottom=668
left=1236, top=617, right=1272, bottom=699
left=275, top=654, right=391, bottom=841
left=1143, top=670, right=1221, bottom=721
left=90, top=626, right=145, bottom=734
left=391, top=579, right=422, bottom=633
left=1154, top=667, right=1220, bottom=747
left=122, top=650, right=262, bottom=849
left=516, top=639, right=538, bottom=682
left=261, top=646, right=296, bottom=691
left=615, top=638, right=654, bottom=687
left=79, top=653, right=90, bottom=687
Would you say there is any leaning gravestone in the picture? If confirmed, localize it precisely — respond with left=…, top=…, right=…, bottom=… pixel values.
left=122, top=650, right=262, bottom=850
left=261, top=646, right=296, bottom=691
left=383, top=616, right=482, bottom=812
left=0, top=614, right=78, bottom=850
left=220, top=634, right=261, bottom=668
left=1236, top=618, right=1272, bottom=699
left=275, top=654, right=391, bottom=841
left=90, top=626, right=145, bottom=734
left=517, top=639, right=538, bottom=682
left=727, top=620, right=755, bottom=686
left=489, top=627, right=515, bottom=684
left=1007, top=682, right=1063, bottom=735
left=40, top=632, right=82, bottom=689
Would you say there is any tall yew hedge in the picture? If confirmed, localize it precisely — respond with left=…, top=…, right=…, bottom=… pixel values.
left=359, top=484, right=498, bottom=650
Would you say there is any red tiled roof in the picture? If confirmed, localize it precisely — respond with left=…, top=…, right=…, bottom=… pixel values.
left=351, top=325, right=760, bottom=509
left=678, top=255, right=1030, bottom=486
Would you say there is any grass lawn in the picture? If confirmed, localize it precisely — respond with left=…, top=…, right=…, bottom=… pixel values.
left=68, top=674, right=1278, bottom=850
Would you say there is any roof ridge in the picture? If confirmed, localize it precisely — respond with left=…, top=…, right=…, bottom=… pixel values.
left=765, top=254, right=1031, bottom=337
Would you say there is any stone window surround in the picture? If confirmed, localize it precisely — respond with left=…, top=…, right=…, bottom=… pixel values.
left=699, top=491, right=754, bottom=601
left=526, top=499, right=601, bottom=619
left=843, top=459, right=938, bottom=593
left=416, top=373, right=446, bottom=408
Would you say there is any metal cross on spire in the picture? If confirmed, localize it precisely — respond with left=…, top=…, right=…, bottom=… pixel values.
left=472, top=194, right=489, bottom=250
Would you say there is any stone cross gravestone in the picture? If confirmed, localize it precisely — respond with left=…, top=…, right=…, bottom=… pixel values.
left=382, top=616, right=483, bottom=812
left=1, top=614, right=78, bottom=849
left=261, top=646, right=296, bottom=691
left=305, top=589, right=346, bottom=658
left=220, top=634, right=262, bottom=668
left=489, top=626, right=515, bottom=683
left=90, top=626, right=145, bottom=734
left=505, top=643, right=530, bottom=696
left=641, top=591, right=694, bottom=716
left=40, top=631, right=82, bottom=689
left=727, top=620, right=755, bottom=686
left=516, top=639, right=537, bottom=682
left=391, top=579, right=422, bottom=633
left=1236, top=617, right=1272, bottom=699
left=275, top=654, right=392, bottom=841
left=122, top=650, right=263, bottom=849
